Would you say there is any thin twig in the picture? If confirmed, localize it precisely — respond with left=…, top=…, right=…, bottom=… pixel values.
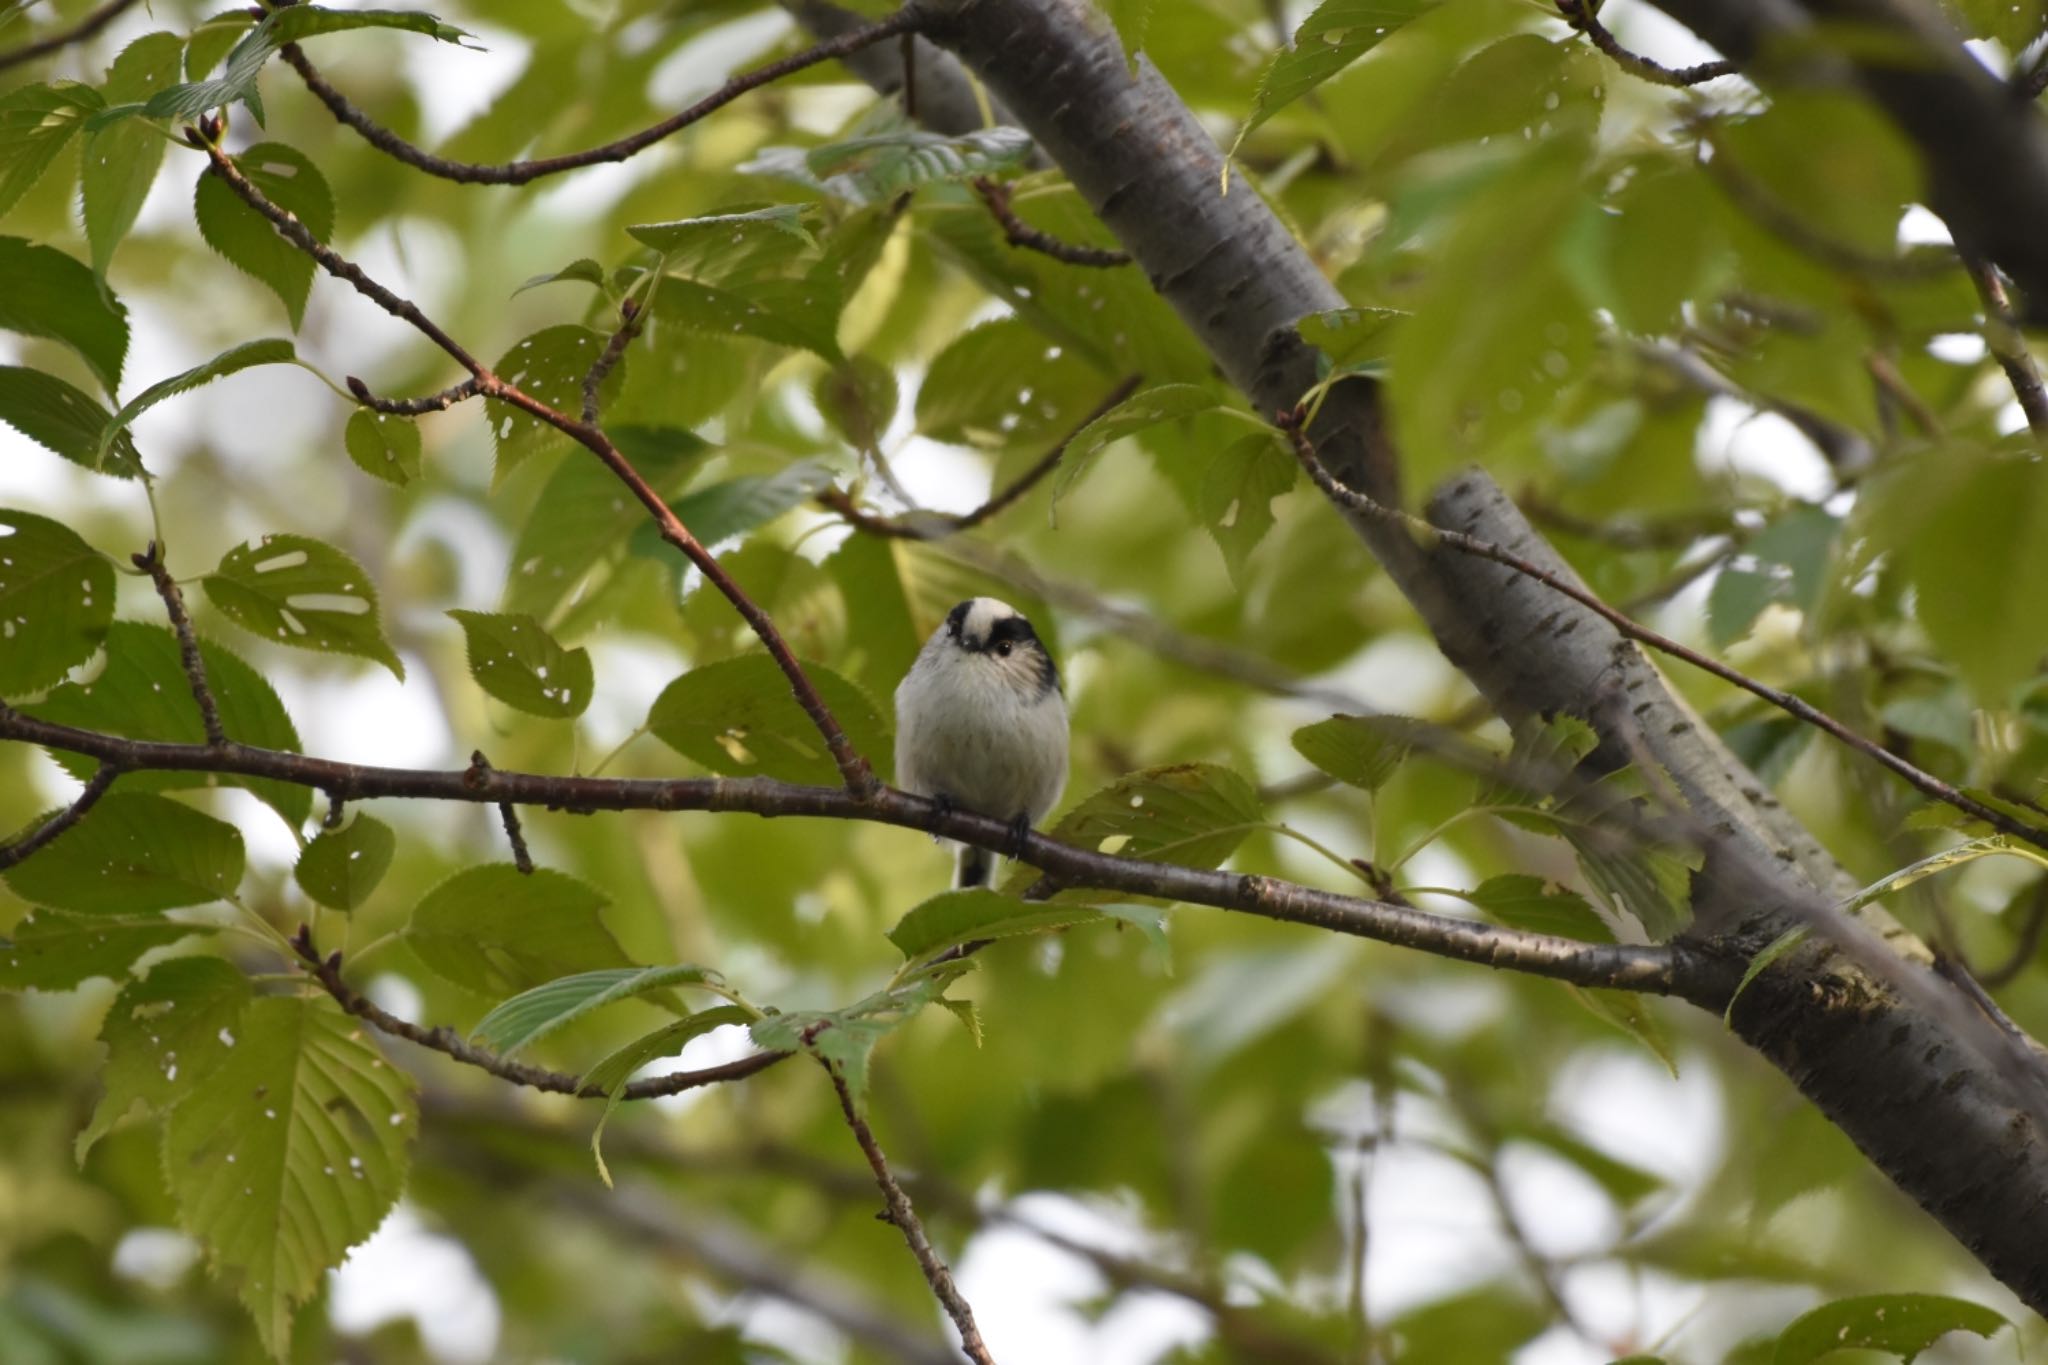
left=276, top=11, right=923, bottom=186
left=1518, top=493, right=1736, bottom=552
left=1554, top=0, right=1737, bottom=86
left=1965, top=255, right=2048, bottom=438
left=824, top=1064, right=996, bottom=1365
left=581, top=299, right=642, bottom=427
left=289, top=926, right=788, bottom=1098
left=816, top=375, right=1142, bottom=537
left=192, top=135, right=876, bottom=795
left=1277, top=410, right=2048, bottom=856
left=133, top=541, right=227, bottom=746
left=0, top=0, right=142, bottom=72
left=470, top=752, right=534, bottom=873
left=970, top=177, right=1132, bottom=267
left=0, top=764, right=122, bottom=870
left=1865, top=351, right=1942, bottom=437
left=346, top=374, right=481, bottom=415
left=900, top=27, right=918, bottom=119
left=0, top=706, right=1716, bottom=1000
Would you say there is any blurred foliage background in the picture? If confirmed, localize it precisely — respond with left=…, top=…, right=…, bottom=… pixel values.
left=2, top=0, right=2047, bottom=1360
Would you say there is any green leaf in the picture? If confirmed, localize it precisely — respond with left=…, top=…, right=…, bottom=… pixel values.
left=193, top=142, right=335, bottom=329
left=343, top=408, right=423, bottom=485
left=1566, top=822, right=1699, bottom=941
left=512, top=257, right=606, bottom=296
left=500, top=425, right=708, bottom=617
left=886, top=887, right=1106, bottom=962
left=28, top=622, right=310, bottom=826
left=650, top=275, right=844, bottom=361
left=405, top=864, right=634, bottom=997
left=635, top=459, right=837, bottom=559
left=82, top=33, right=184, bottom=281
left=646, top=654, right=892, bottom=786
left=1196, top=433, right=1296, bottom=585
left=1724, top=925, right=1810, bottom=1024
left=1046, top=382, right=1229, bottom=505
left=1770, top=1293, right=2007, bottom=1364
left=75, top=955, right=250, bottom=1160
left=201, top=533, right=403, bottom=678
left=0, top=238, right=129, bottom=394
left=583, top=1005, right=755, bottom=1186
left=1706, top=506, right=1840, bottom=647
left=292, top=814, right=395, bottom=911
left=1463, top=874, right=1613, bottom=942
left=1839, top=836, right=2045, bottom=913
left=165, top=995, right=416, bottom=1359
left=446, top=610, right=593, bottom=718
left=745, top=126, right=1033, bottom=203
left=185, top=12, right=258, bottom=80
left=0, top=909, right=211, bottom=991
left=1234, top=0, right=1438, bottom=144
left=2, top=792, right=244, bottom=915
left=0, top=82, right=102, bottom=220
left=626, top=204, right=818, bottom=276
left=1023, top=763, right=1264, bottom=883
left=129, top=5, right=473, bottom=125
left=813, top=356, right=898, bottom=453
left=1568, top=985, right=1677, bottom=1076
left=749, top=962, right=972, bottom=1107
left=1100, top=0, right=1156, bottom=66
left=1297, top=306, right=1406, bottom=379
left=470, top=964, right=719, bottom=1058
left=486, top=325, right=622, bottom=482
left=0, top=367, right=142, bottom=477
left=97, top=338, right=295, bottom=465
left=0, top=509, right=115, bottom=698
left=913, top=318, right=1112, bottom=450
left=1290, top=713, right=1428, bottom=792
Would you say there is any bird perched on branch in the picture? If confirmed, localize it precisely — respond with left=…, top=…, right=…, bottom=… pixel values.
left=895, top=597, right=1068, bottom=888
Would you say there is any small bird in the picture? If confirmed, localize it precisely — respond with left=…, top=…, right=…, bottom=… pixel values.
left=895, top=597, right=1069, bottom=887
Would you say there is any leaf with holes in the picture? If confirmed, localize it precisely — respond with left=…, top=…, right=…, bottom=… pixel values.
left=98, top=338, right=295, bottom=466
left=470, top=964, right=719, bottom=1059
left=2, top=792, right=244, bottom=915
left=75, top=955, right=250, bottom=1160
left=650, top=276, right=843, bottom=361
left=1016, top=764, right=1264, bottom=889
left=646, top=654, right=892, bottom=786
left=0, top=82, right=102, bottom=219
left=0, top=367, right=143, bottom=477
left=446, top=610, right=593, bottom=718
left=917, top=318, right=1126, bottom=452
left=202, top=534, right=402, bottom=677
left=405, top=865, right=635, bottom=997
left=344, top=409, right=423, bottom=485
left=627, top=204, right=818, bottom=281
left=0, top=509, right=114, bottom=698
left=486, top=325, right=623, bottom=483
left=1234, top=0, right=1439, bottom=147
left=886, top=888, right=1107, bottom=963
left=292, top=815, right=395, bottom=912
left=750, top=962, right=973, bottom=1107
left=193, top=143, right=335, bottom=328
left=1770, top=1293, right=2007, bottom=1364
left=584, top=1005, right=755, bottom=1185
left=1290, top=714, right=1428, bottom=792
left=0, top=238, right=129, bottom=395
left=82, top=33, right=183, bottom=281
left=165, top=994, right=416, bottom=1358
left=0, top=909, right=212, bottom=992
left=29, top=622, right=310, bottom=825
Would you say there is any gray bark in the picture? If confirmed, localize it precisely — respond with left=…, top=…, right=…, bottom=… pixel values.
left=908, top=0, right=2048, bottom=1312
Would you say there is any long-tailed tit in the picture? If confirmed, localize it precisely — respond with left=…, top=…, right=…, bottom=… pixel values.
left=895, top=597, right=1068, bottom=887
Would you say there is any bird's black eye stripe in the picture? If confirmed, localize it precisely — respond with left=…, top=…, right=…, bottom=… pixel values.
left=944, top=601, right=973, bottom=643
left=985, top=615, right=1039, bottom=650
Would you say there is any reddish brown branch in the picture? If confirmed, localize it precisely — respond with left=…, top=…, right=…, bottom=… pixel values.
left=1555, top=0, right=1737, bottom=86
left=277, top=11, right=923, bottom=186
left=825, top=1065, right=996, bottom=1365
left=581, top=299, right=642, bottom=426
left=1278, top=411, right=2048, bottom=857
left=133, top=541, right=227, bottom=747
left=290, top=926, right=788, bottom=1097
left=0, top=764, right=122, bottom=870
left=971, top=177, right=1132, bottom=267
left=347, top=374, right=481, bottom=414
left=0, top=0, right=143, bottom=72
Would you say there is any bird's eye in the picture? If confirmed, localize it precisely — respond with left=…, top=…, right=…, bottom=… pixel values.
left=995, top=641, right=1013, bottom=657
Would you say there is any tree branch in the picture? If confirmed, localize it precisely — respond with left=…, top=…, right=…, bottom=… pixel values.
left=825, top=1064, right=996, bottom=1365
left=1965, top=255, right=2048, bottom=438
left=0, top=703, right=1717, bottom=1000
left=132, top=541, right=226, bottom=747
left=346, top=374, right=480, bottom=415
left=581, top=299, right=643, bottom=427
left=970, top=176, right=1133, bottom=266
left=0, top=0, right=142, bottom=72
left=276, top=11, right=925, bottom=186
left=1554, top=0, right=1738, bottom=86
left=191, top=135, right=877, bottom=794
left=0, top=764, right=122, bottom=871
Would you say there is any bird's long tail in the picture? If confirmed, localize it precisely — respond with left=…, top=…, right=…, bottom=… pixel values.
left=956, top=845, right=993, bottom=889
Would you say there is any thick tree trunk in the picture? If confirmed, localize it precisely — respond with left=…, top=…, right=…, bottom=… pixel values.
left=908, top=0, right=2048, bottom=1312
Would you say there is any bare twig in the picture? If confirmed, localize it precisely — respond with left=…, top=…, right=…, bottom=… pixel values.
left=816, top=375, right=1142, bottom=537
left=1965, top=255, right=2048, bottom=439
left=1277, top=410, right=2048, bottom=856
left=1865, top=351, right=1942, bottom=438
left=289, top=926, right=788, bottom=1097
left=277, top=11, right=923, bottom=186
left=1555, top=0, right=1737, bottom=86
left=0, top=764, right=122, bottom=870
left=346, top=374, right=481, bottom=415
left=192, top=136, right=877, bottom=794
left=0, top=0, right=142, bottom=72
left=581, top=299, right=642, bottom=427
left=133, top=541, right=227, bottom=747
left=470, top=752, right=534, bottom=873
left=970, top=177, right=1132, bottom=267
left=825, top=1064, right=996, bottom=1365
